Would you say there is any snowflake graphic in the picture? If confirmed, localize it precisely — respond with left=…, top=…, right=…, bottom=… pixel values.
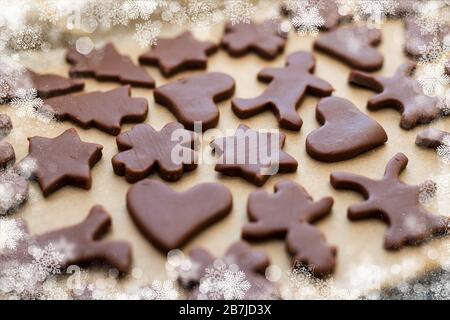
left=0, top=56, right=27, bottom=99
left=9, top=88, right=55, bottom=123
left=123, top=0, right=158, bottom=20
left=40, top=276, right=71, bottom=300
left=0, top=173, right=29, bottom=215
left=50, top=238, right=76, bottom=261
left=418, top=38, right=448, bottom=65
left=438, top=89, right=450, bottom=116
left=139, top=280, right=179, bottom=300
left=37, top=0, right=74, bottom=25
left=420, top=173, right=450, bottom=217
left=198, top=260, right=251, bottom=300
left=186, top=0, right=220, bottom=29
left=0, top=218, right=24, bottom=251
left=437, top=136, right=450, bottom=165
left=15, top=157, right=37, bottom=180
left=291, top=7, right=324, bottom=36
left=91, top=0, right=133, bottom=28
left=87, top=276, right=120, bottom=300
left=353, top=0, right=398, bottom=28
left=0, top=262, right=42, bottom=299
left=159, top=1, right=186, bottom=25
left=133, top=20, right=161, bottom=48
left=224, top=0, right=255, bottom=25
left=29, top=243, right=65, bottom=281
left=418, top=180, right=437, bottom=204
left=11, top=26, right=43, bottom=51
left=417, top=64, right=450, bottom=97
left=415, top=0, right=447, bottom=36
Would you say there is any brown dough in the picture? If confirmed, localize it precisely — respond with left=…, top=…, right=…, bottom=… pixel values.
left=112, top=122, right=197, bottom=183
left=330, top=153, right=449, bottom=250
left=139, top=31, right=217, bottom=77
left=243, top=180, right=336, bottom=276
left=154, top=72, right=235, bottom=131
left=415, top=128, right=449, bottom=149
left=44, top=86, right=148, bottom=136
left=20, top=128, right=103, bottom=197
left=349, top=62, right=441, bottom=129
left=314, top=26, right=383, bottom=71
left=66, top=43, right=155, bottom=88
left=221, top=20, right=286, bottom=59
left=232, top=51, right=333, bottom=131
left=126, top=179, right=232, bottom=252
left=180, top=241, right=279, bottom=299
left=0, top=205, right=132, bottom=274
left=211, top=124, right=298, bottom=186
left=306, top=96, right=388, bottom=162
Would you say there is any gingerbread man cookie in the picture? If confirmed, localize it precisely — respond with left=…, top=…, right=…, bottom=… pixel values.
left=232, top=51, right=333, bottom=130
left=243, top=181, right=336, bottom=276
left=349, top=62, right=441, bottom=129
left=331, top=153, right=448, bottom=250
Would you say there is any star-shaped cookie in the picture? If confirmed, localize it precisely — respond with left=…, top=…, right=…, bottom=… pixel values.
left=349, top=62, right=441, bottom=129
left=139, top=31, right=217, bottom=77
left=21, top=128, right=103, bottom=197
left=211, top=125, right=298, bottom=186
left=222, top=20, right=286, bottom=59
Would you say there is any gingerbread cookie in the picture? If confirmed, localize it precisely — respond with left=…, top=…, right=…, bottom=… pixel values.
left=19, top=128, right=103, bottom=197
left=66, top=42, right=155, bottom=88
left=139, top=31, right=217, bottom=77
left=416, top=128, right=449, bottom=149
left=0, top=205, right=132, bottom=275
left=44, top=86, right=148, bottom=136
left=330, top=153, right=448, bottom=250
left=211, top=125, right=298, bottom=186
left=180, top=241, right=279, bottom=300
left=112, top=122, right=197, bottom=183
left=242, top=181, right=336, bottom=276
left=154, top=72, right=235, bottom=131
left=232, top=51, right=333, bottom=130
left=349, top=62, right=440, bottom=129
left=221, top=20, right=286, bottom=59
left=306, top=96, right=388, bottom=162
left=126, top=180, right=232, bottom=252
left=314, top=26, right=383, bottom=71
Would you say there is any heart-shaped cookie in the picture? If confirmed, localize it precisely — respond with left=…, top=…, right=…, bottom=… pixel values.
left=306, top=96, right=387, bottom=162
left=126, top=179, right=232, bottom=252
